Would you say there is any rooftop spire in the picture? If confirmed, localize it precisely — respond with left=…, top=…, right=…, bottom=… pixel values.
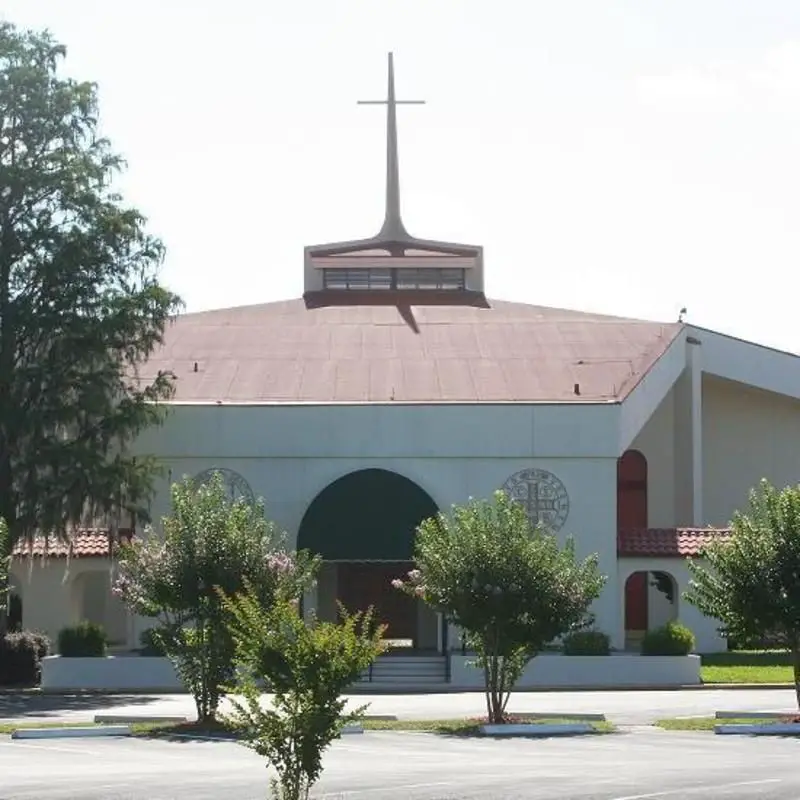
left=357, top=52, right=425, bottom=242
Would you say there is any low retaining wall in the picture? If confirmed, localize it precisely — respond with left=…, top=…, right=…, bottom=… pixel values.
left=40, top=652, right=701, bottom=692
left=448, top=653, right=702, bottom=689
left=41, top=655, right=184, bottom=692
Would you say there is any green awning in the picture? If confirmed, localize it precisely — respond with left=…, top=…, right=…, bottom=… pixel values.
left=297, top=469, right=438, bottom=561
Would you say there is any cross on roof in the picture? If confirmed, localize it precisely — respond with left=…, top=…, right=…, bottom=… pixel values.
left=357, top=52, right=425, bottom=242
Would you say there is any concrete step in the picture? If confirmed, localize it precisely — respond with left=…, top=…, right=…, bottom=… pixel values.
left=364, top=670, right=446, bottom=680
left=359, top=674, right=444, bottom=683
left=356, top=654, right=448, bottom=686
left=370, top=660, right=445, bottom=670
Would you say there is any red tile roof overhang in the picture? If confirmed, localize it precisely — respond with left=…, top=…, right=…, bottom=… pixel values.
left=618, top=527, right=731, bottom=557
left=11, top=529, right=134, bottom=559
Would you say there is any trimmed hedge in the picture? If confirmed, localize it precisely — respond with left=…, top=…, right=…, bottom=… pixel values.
left=562, top=630, right=611, bottom=656
left=641, top=621, right=696, bottom=656
left=57, top=620, right=108, bottom=657
left=0, top=631, right=51, bottom=686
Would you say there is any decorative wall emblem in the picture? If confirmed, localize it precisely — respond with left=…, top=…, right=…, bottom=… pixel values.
left=193, top=467, right=256, bottom=505
left=501, top=468, right=570, bottom=532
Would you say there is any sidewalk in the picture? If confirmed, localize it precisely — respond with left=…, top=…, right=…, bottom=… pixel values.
left=0, top=687, right=797, bottom=727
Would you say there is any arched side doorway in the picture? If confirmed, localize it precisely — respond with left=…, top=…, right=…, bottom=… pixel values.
left=297, top=469, right=439, bottom=650
left=624, top=570, right=679, bottom=649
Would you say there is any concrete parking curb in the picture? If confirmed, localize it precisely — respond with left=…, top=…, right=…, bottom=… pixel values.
left=514, top=712, right=606, bottom=721
left=11, top=725, right=132, bottom=740
left=343, top=723, right=364, bottom=734
left=93, top=714, right=188, bottom=724
left=716, top=723, right=800, bottom=736
left=480, top=722, right=595, bottom=736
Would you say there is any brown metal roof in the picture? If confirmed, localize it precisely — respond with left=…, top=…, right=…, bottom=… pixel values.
left=618, top=528, right=732, bottom=557
left=142, top=295, right=683, bottom=404
left=310, top=254, right=478, bottom=269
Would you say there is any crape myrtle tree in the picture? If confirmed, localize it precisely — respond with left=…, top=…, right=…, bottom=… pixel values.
left=394, top=490, right=606, bottom=724
left=222, top=587, right=386, bottom=800
left=686, top=479, right=800, bottom=709
left=0, top=22, right=181, bottom=633
left=113, top=474, right=319, bottom=722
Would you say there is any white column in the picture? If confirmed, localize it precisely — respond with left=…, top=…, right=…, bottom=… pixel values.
left=302, top=585, right=318, bottom=622
left=688, top=337, right=703, bottom=525
left=126, top=609, right=136, bottom=651
left=674, top=336, right=704, bottom=526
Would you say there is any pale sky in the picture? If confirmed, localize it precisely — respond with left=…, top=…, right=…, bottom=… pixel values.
left=3, top=0, right=800, bottom=353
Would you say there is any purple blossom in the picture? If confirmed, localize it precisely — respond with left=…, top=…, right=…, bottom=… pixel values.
left=267, top=552, right=294, bottom=573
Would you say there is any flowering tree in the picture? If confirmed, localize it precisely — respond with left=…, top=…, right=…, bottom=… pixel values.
left=394, top=490, right=605, bottom=724
left=114, top=473, right=318, bottom=721
left=686, top=479, right=800, bottom=709
left=222, top=587, right=385, bottom=800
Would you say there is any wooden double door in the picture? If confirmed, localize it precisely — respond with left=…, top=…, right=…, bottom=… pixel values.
left=337, top=561, right=417, bottom=642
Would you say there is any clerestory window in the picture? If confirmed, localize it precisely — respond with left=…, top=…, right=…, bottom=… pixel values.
left=322, top=267, right=466, bottom=291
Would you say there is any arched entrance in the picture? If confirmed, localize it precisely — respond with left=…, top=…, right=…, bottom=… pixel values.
left=297, top=469, right=439, bottom=649
left=624, top=570, right=679, bottom=650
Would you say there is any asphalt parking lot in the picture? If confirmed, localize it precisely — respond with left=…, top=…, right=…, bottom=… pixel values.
left=2, top=727, right=800, bottom=800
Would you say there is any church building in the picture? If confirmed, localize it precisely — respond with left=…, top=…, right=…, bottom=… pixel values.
left=12, top=54, right=800, bottom=678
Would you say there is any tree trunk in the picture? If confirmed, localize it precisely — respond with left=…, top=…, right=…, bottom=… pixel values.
left=792, top=647, right=800, bottom=711
left=488, top=654, right=504, bottom=724
left=482, top=656, right=492, bottom=722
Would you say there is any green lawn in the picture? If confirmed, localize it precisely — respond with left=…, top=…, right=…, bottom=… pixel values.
left=0, top=717, right=614, bottom=738
left=700, top=650, right=795, bottom=684
left=655, top=716, right=800, bottom=732
left=0, top=721, right=94, bottom=735
left=133, top=716, right=614, bottom=737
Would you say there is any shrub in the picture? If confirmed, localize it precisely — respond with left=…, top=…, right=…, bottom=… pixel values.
left=686, top=480, right=800, bottom=709
left=0, top=631, right=51, bottom=685
left=57, top=621, right=108, bottom=657
left=113, top=474, right=318, bottom=722
left=222, top=589, right=386, bottom=800
left=562, top=630, right=610, bottom=656
left=394, top=490, right=606, bottom=724
left=139, top=627, right=167, bottom=657
left=641, top=621, right=695, bottom=656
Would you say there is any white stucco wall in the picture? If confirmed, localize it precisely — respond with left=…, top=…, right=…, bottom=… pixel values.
left=9, top=558, right=132, bottom=649
left=625, top=366, right=800, bottom=532
left=133, top=402, right=626, bottom=647
left=702, top=375, right=800, bottom=526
